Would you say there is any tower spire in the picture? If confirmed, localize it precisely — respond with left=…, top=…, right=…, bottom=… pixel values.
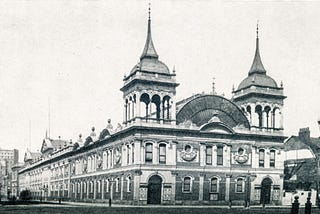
left=248, top=20, right=266, bottom=75
left=140, top=3, right=159, bottom=60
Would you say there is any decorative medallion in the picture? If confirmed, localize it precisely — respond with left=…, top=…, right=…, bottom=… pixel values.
left=234, top=147, right=249, bottom=164
left=180, top=144, right=197, bottom=161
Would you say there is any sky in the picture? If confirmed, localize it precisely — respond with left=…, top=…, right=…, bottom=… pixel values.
left=0, top=0, right=319, bottom=162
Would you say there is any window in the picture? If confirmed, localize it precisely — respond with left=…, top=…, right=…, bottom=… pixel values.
left=183, top=177, right=191, bottom=192
left=106, top=179, right=110, bottom=193
left=127, top=145, right=130, bottom=164
left=115, top=178, right=120, bottom=192
left=90, top=181, right=94, bottom=193
left=83, top=182, right=87, bottom=193
left=132, top=143, right=134, bottom=164
left=159, top=144, right=166, bottom=164
left=259, top=149, right=265, bottom=167
left=206, top=146, right=212, bottom=165
left=210, top=177, right=218, bottom=193
left=97, top=181, right=101, bottom=193
left=145, top=143, right=153, bottom=163
left=270, top=150, right=275, bottom=167
left=236, top=178, right=244, bottom=192
left=127, top=176, right=132, bottom=192
left=217, top=146, right=223, bottom=166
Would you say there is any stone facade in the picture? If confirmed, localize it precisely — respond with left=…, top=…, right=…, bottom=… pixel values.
left=18, top=10, right=287, bottom=206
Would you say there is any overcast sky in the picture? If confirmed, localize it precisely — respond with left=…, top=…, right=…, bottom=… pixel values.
left=0, top=0, right=319, bottom=161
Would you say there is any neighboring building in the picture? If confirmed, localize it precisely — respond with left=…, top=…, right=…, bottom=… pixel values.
left=18, top=10, right=287, bottom=205
left=283, top=127, right=320, bottom=205
left=0, top=148, right=19, bottom=176
left=0, top=148, right=19, bottom=199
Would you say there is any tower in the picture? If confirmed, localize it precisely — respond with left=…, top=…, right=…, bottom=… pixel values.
left=232, top=24, right=286, bottom=131
left=120, top=6, right=179, bottom=126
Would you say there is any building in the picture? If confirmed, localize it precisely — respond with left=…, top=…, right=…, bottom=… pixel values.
left=283, top=127, right=320, bottom=205
left=18, top=9, right=287, bottom=205
left=0, top=148, right=19, bottom=199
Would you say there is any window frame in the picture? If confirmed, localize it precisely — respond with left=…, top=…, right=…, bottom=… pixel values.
left=259, top=149, right=265, bottom=167
left=217, top=145, right=223, bottom=166
left=236, top=178, right=244, bottom=193
left=159, top=143, right=166, bottom=164
left=206, top=146, right=213, bottom=165
left=270, top=150, right=275, bottom=167
left=183, top=176, right=192, bottom=193
left=210, top=177, right=219, bottom=193
left=145, top=143, right=153, bottom=163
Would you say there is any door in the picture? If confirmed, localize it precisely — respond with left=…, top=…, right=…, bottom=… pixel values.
left=260, top=177, right=273, bottom=204
left=147, top=175, right=162, bottom=204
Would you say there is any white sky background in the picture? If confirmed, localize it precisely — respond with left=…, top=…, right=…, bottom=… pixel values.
left=0, top=0, right=319, bottom=161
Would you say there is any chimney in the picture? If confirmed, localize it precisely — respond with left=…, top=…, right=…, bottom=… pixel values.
left=299, top=127, right=311, bottom=143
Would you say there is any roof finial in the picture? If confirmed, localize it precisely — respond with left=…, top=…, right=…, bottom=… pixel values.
left=148, top=2, right=151, bottom=21
left=256, top=20, right=259, bottom=38
left=212, top=77, right=216, bottom=95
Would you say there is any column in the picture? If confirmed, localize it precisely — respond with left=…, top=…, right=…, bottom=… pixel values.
left=225, top=175, right=231, bottom=202
left=93, top=180, right=97, bottom=200
left=171, top=99, right=176, bottom=124
left=110, top=181, right=114, bottom=200
left=199, top=174, right=204, bottom=201
left=154, top=144, right=159, bottom=164
left=212, top=145, right=217, bottom=166
left=199, top=144, right=205, bottom=167
left=120, top=176, right=124, bottom=200
left=280, top=109, right=284, bottom=129
left=171, top=172, right=176, bottom=203
left=136, top=93, right=141, bottom=123
left=101, top=179, right=105, bottom=200
left=80, top=181, right=83, bottom=200
left=87, top=181, right=89, bottom=199
left=133, top=174, right=139, bottom=202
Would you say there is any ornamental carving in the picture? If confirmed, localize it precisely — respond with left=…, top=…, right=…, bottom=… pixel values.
left=114, top=148, right=121, bottom=164
left=180, top=144, right=197, bottom=161
left=234, top=147, right=249, bottom=164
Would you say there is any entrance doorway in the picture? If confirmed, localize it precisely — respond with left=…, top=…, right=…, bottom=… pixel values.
left=260, top=177, right=273, bottom=204
left=147, top=175, right=162, bottom=204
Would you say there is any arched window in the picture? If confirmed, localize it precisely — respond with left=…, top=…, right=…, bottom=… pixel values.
left=183, top=177, right=192, bottom=192
left=236, top=178, right=244, bottom=193
left=97, top=180, right=101, bottom=193
left=115, top=178, right=120, bottom=192
left=105, top=179, right=110, bottom=193
left=83, top=182, right=87, bottom=193
left=270, top=150, right=275, bottom=167
left=127, top=176, right=132, bottom=192
left=145, top=143, right=153, bottom=163
left=159, top=144, right=166, bottom=164
left=210, top=177, right=218, bottom=193
left=259, top=149, right=265, bottom=167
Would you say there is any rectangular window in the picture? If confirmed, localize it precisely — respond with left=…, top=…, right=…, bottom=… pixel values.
left=206, top=146, right=212, bottom=165
left=217, top=146, right=223, bottom=166
left=127, top=177, right=132, bottom=192
left=270, top=150, right=275, bottom=167
left=183, top=177, right=191, bottom=192
left=259, top=149, right=265, bottom=167
left=145, top=143, right=153, bottom=163
left=159, top=144, right=166, bottom=164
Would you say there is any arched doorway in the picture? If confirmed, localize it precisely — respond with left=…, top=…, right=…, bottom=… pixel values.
left=260, top=177, right=273, bottom=204
left=147, top=175, right=162, bottom=204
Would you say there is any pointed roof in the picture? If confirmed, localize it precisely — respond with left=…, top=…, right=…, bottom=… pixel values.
left=248, top=24, right=266, bottom=75
left=140, top=5, right=158, bottom=60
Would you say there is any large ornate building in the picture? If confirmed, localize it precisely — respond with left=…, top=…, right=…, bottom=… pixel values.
left=18, top=9, right=287, bottom=205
